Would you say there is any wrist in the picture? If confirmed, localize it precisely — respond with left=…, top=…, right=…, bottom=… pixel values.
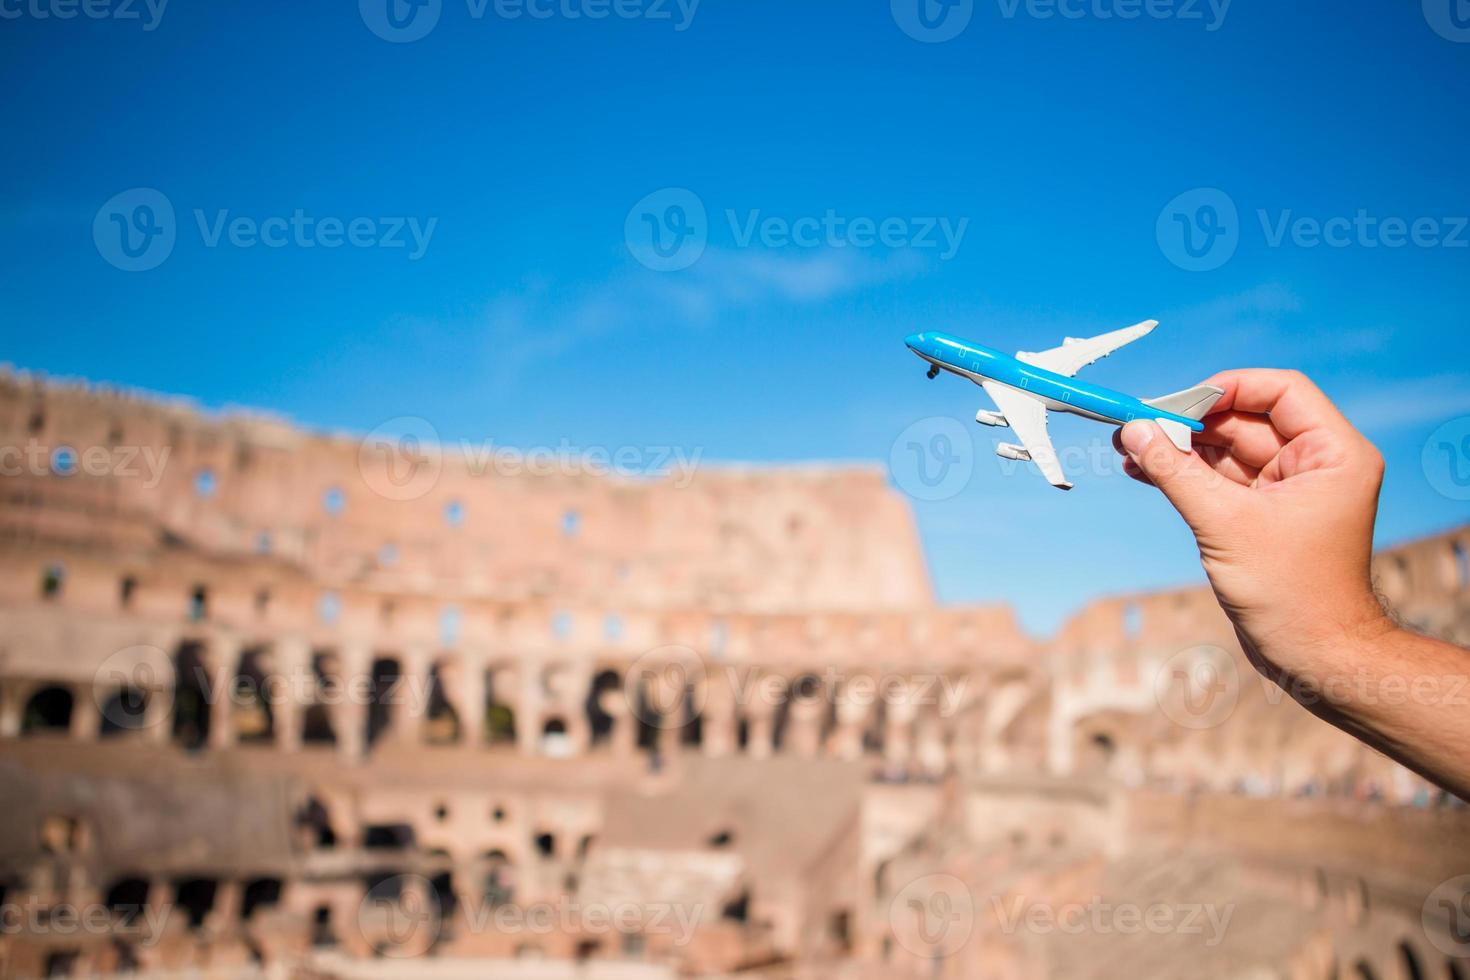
left=1261, top=589, right=1397, bottom=713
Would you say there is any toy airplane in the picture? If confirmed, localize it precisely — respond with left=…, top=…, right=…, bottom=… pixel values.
left=904, top=320, right=1223, bottom=490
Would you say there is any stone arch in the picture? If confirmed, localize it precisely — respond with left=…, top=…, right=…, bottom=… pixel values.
left=295, top=795, right=339, bottom=849
left=482, top=849, right=515, bottom=907
left=232, top=646, right=276, bottom=743
left=541, top=717, right=571, bottom=757
left=241, top=878, right=283, bottom=921
left=1395, top=942, right=1425, bottom=980
left=173, top=878, right=218, bottom=930
left=425, top=656, right=463, bottom=745
left=365, top=655, right=402, bottom=750
left=103, top=876, right=150, bottom=927
left=485, top=665, right=518, bottom=746
left=585, top=669, right=621, bottom=747
left=171, top=641, right=212, bottom=750
left=22, top=685, right=73, bottom=735
left=98, top=685, right=149, bottom=738
left=302, top=650, right=339, bottom=745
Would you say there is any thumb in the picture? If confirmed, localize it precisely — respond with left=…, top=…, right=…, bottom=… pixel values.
left=1119, top=420, right=1237, bottom=530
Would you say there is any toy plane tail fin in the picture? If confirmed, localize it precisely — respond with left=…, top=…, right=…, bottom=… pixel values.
left=1143, top=384, right=1225, bottom=421
left=1155, top=418, right=1195, bottom=452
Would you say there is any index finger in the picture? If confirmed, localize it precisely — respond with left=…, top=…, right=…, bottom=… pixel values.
left=1200, top=368, right=1357, bottom=441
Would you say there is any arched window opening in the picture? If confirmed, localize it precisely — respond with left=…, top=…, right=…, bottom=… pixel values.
left=365, top=657, right=401, bottom=750
left=311, top=905, right=336, bottom=947
left=585, top=670, right=620, bottom=747
left=425, top=661, right=462, bottom=745
left=862, top=699, right=887, bottom=757
left=363, top=824, right=416, bottom=850
left=721, top=888, right=749, bottom=923
left=104, top=877, right=149, bottom=927
left=302, top=652, right=338, bottom=746
left=188, top=585, right=208, bottom=622
left=295, top=796, right=337, bottom=849
left=485, top=669, right=517, bottom=746
left=22, top=686, right=73, bottom=736
left=681, top=685, right=703, bottom=748
left=1396, top=943, right=1424, bottom=980
left=241, top=878, right=283, bottom=921
left=40, top=563, right=64, bottom=600
left=1123, top=602, right=1142, bottom=640
left=99, top=687, right=148, bottom=738
left=174, top=667, right=220, bottom=759
left=541, top=717, right=571, bottom=758
left=233, top=647, right=275, bottom=743
left=174, top=878, right=218, bottom=930
left=483, top=850, right=514, bottom=908
left=430, top=872, right=456, bottom=943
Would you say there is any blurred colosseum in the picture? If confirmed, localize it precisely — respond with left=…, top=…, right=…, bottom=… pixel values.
left=0, top=366, right=1467, bottom=980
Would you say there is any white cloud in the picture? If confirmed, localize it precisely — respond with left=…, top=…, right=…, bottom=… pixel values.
left=396, top=247, right=925, bottom=385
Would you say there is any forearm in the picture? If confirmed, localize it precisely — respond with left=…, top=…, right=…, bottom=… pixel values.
left=1280, top=625, right=1470, bottom=800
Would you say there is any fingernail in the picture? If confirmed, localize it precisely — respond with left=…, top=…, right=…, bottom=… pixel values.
left=1120, top=421, right=1154, bottom=455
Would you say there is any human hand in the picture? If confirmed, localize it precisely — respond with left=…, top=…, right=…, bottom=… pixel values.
left=1113, top=369, right=1392, bottom=689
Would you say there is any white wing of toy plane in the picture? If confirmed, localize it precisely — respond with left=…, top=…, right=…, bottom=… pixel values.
left=980, top=381, right=1073, bottom=491
left=1015, top=319, right=1158, bottom=378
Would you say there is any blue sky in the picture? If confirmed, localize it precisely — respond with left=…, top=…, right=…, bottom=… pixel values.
left=2, top=0, right=1468, bottom=633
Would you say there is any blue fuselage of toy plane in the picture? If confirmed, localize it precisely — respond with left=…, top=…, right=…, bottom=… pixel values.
left=904, top=331, right=1206, bottom=432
